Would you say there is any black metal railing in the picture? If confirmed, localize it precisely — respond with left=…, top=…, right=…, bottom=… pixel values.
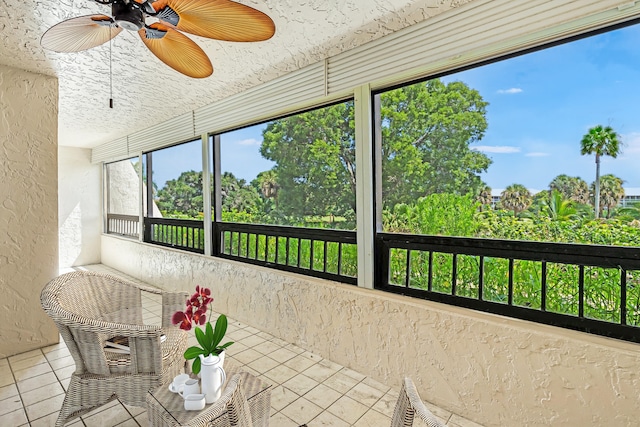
left=106, top=214, right=139, bottom=238
left=375, top=232, right=640, bottom=343
left=215, top=222, right=358, bottom=285
left=144, top=218, right=205, bottom=254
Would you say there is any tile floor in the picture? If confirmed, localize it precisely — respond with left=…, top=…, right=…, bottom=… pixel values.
left=0, top=264, right=484, bottom=427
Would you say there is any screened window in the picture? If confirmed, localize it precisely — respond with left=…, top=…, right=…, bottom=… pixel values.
left=105, top=157, right=140, bottom=237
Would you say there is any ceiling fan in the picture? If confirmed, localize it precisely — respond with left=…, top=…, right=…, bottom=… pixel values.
left=41, top=0, right=276, bottom=78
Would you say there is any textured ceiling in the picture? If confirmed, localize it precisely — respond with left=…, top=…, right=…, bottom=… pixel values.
left=0, top=0, right=474, bottom=148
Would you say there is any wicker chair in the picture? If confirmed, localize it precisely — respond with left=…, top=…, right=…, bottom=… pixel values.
left=390, top=378, right=446, bottom=427
left=40, top=271, right=188, bottom=427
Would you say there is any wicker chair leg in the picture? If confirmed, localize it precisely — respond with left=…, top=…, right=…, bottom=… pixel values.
left=55, top=375, right=117, bottom=427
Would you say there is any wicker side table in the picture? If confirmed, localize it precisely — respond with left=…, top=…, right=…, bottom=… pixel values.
left=146, top=368, right=271, bottom=427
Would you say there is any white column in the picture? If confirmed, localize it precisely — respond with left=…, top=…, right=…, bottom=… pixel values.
left=202, top=134, right=213, bottom=256
left=354, top=84, right=375, bottom=289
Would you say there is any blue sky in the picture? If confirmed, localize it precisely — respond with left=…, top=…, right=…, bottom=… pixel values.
left=152, top=23, right=640, bottom=194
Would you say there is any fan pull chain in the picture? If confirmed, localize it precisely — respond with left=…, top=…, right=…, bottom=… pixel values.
left=109, top=28, right=113, bottom=109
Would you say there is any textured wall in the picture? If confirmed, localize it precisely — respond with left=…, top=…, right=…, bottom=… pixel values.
left=59, top=146, right=101, bottom=268
left=102, top=235, right=640, bottom=426
left=106, top=159, right=140, bottom=216
left=0, top=64, right=59, bottom=357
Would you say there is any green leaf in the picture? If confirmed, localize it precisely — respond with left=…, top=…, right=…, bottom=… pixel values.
left=205, top=321, right=214, bottom=353
left=194, top=326, right=207, bottom=349
left=211, top=314, right=228, bottom=349
left=218, top=341, right=234, bottom=349
left=184, top=346, right=205, bottom=360
left=191, top=355, right=201, bottom=375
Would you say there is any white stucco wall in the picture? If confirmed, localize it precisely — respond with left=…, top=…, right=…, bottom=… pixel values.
left=58, top=146, right=102, bottom=268
left=102, top=235, right=640, bottom=426
left=0, top=64, right=59, bottom=357
left=106, top=159, right=140, bottom=215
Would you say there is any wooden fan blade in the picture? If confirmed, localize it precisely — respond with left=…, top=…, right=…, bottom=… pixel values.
left=41, top=15, right=122, bottom=52
left=152, top=0, right=275, bottom=42
left=138, top=24, right=213, bottom=78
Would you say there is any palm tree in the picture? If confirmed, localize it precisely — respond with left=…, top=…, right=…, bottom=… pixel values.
left=580, top=125, right=622, bottom=218
left=476, top=185, right=492, bottom=211
left=549, top=174, right=589, bottom=204
left=591, top=174, right=624, bottom=218
left=255, top=170, right=280, bottom=208
left=500, top=184, right=532, bottom=216
left=542, top=189, right=578, bottom=221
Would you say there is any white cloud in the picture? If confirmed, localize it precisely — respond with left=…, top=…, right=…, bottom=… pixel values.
left=236, top=138, right=260, bottom=146
left=472, top=145, right=521, bottom=154
left=620, top=132, right=640, bottom=155
left=525, top=152, right=550, bottom=157
left=497, top=87, right=523, bottom=94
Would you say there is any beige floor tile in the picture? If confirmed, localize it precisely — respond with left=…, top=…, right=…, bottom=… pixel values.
left=17, top=372, right=59, bottom=393
left=244, top=326, right=261, bottom=335
left=308, top=410, right=351, bottom=427
left=82, top=401, right=132, bottom=426
left=361, top=376, right=391, bottom=394
left=60, top=377, right=72, bottom=391
left=280, top=396, right=324, bottom=425
left=115, top=418, right=140, bottom=426
left=323, top=372, right=360, bottom=394
left=448, top=414, right=485, bottom=427
left=227, top=341, right=249, bottom=356
left=303, top=384, right=342, bottom=409
left=303, top=363, right=340, bottom=383
left=283, top=374, right=319, bottom=396
left=255, top=331, right=274, bottom=341
left=346, top=381, right=385, bottom=407
left=233, top=348, right=263, bottom=365
left=254, top=340, right=282, bottom=355
left=264, top=365, right=299, bottom=385
left=83, top=399, right=120, bottom=418
left=326, top=395, right=369, bottom=425
left=0, top=358, right=8, bottom=368
left=25, top=394, right=65, bottom=421
left=10, top=354, right=48, bottom=372
left=269, top=411, right=299, bottom=427
left=123, top=402, right=147, bottom=417
left=48, top=355, right=75, bottom=371
left=268, top=347, right=298, bottom=363
left=0, top=408, right=28, bottom=426
left=54, top=365, right=76, bottom=381
left=13, top=362, right=53, bottom=382
left=29, top=411, right=59, bottom=427
left=352, top=408, right=391, bottom=427
left=9, top=349, right=43, bottom=364
left=247, top=355, right=281, bottom=374
left=318, top=359, right=343, bottom=371
left=21, top=381, right=65, bottom=407
left=300, top=351, right=323, bottom=362
left=284, top=355, right=317, bottom=373
left=0, top=395, right=23, bottom=416
left=0, top=365, right=15, bottom=388
left=135, top=412, right=148, bottom=425
left=284, top=343, right=305, bottom=355
left=270, top=385, right=301, bottom=411
left=226, top=328, right=253, bottom=341
left=0, top=383, right=18, bottom=401
left=424, top=401, right=453, bottom=424
left=239, top=334, right=267, bottom=348
left=41, top=341, right=66, bottom=355
left=44, top=348, right=71, bottom=363
left=339, top=367, right=366, bottom=382
left=372, top=391, right=398, bottom=418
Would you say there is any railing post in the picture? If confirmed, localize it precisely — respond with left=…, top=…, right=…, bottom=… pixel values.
left=354, top=84, right=375, bottom=290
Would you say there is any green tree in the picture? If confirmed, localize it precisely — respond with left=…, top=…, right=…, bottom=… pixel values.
left=475, top=184, right=493, bottom=211
left=261, top=101, right=356, bottom=221
left=260, top=79, right=491, bottom=222
left=591, top=174, right=624, bottom=218
left=380, top=79, right=491, bottom=207
left=500, top=184, right=532, bottom=216
left=580, top=125, right=622, bottom=218
left=541, top=189, right=578, bottom=221
left=220, top=172, right=262, bottom=214
left=549, top=174, right=589, bottom=204
left=254, top=169, right=280, bottom=209
left=156, top=170, right=203, bottom=218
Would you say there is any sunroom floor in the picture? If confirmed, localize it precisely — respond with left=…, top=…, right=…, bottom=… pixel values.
left=0, top=264, right=484, bottom=427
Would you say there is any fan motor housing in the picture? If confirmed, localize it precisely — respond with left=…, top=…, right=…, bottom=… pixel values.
left=112, top=1, right=144, bottom=31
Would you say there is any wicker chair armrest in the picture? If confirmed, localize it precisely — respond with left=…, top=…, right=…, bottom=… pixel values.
left=403, top=378, right=445, bottom=427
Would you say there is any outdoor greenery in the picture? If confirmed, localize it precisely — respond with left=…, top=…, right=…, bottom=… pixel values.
left=147, top=77, right=640, bottom=327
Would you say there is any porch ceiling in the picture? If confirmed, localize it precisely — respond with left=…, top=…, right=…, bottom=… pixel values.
left=0, top=0, right=475, bottom=149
